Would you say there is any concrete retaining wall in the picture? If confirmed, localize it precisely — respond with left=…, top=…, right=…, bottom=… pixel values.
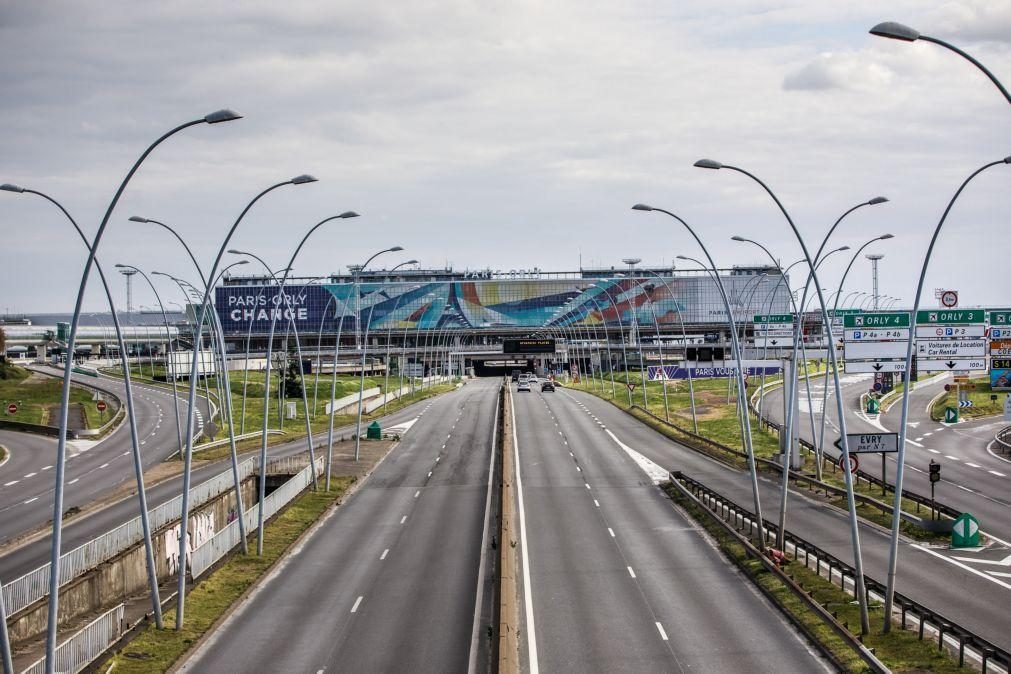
left=7, top=478, right=257, bottom=644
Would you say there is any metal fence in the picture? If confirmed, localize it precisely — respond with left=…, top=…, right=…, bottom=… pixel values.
left=20, top=603, right=124, bottom=674
left=191, top=456, right=324, bottom=579
left=2, top=457, right=258, bottom=617
left=995, top=426, right=1011, bottom=455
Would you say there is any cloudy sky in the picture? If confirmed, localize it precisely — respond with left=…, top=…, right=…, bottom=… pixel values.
left=1, top=1, right=1009, bottom=314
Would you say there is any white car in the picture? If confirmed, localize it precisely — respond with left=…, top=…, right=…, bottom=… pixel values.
left=517, top=381, right=531, bottom=392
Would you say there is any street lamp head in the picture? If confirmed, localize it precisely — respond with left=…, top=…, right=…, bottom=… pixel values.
left=203, top=109, right=243, bottom=124
left=693, top=158, right=723, bottom=170
left=234, top=260, right=249, bottom=265
left=838, top=245, right=851, bottom=251
left=128, top=215, right=150, bottom=223
left=1004, top=156, right=1011, bottom=164
left=339, top=211, right=360, bottom=218
left=730, top=235, right=746, bottom=242
left=226, top=248, right=246, bottom=255
left=879, top=233, right=895, bottom=240
left=404, top=259, right=418, bottom=265
left=868, top=196, right=889, bottom=205
left=869, top=21, right=920, bottom=42
left=0, top=183, right=25, bottom=193
left=631, top=204, right=653, bottom=212
left=291, top=174, right=318, bottom=185
left=675, top=255, right=689, bottom=261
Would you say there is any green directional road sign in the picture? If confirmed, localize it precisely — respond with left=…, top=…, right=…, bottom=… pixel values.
left=916, top=309, right=985, bottom=324
left=990, top=310, right=1011, bottom=325
left=844, top=312, right=910, bottom=328
left=753, top=313, right=793, bottom=324
left=867, top=398, right=880, bottom=414
left=831, top=308, right=863, bottom=316
left=951, top=512, right=981, bottom=548
left=944, top=406, right=959, bottom=424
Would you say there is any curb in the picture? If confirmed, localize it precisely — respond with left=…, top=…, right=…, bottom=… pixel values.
left=497, top=382, right=519, bottom=673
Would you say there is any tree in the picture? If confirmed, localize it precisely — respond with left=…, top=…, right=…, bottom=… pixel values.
left=283, top=359, right=303, bottom=399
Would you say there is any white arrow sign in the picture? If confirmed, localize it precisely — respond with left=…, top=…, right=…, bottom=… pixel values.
left=917, top=358, right=987, bottom=372
left=755, top=337, right=794, bottom=348
left=845, top=360, right=907, bottom=373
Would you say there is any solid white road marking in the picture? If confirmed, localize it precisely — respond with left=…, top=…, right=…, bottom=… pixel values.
left=656, top=622, right=669, bottom=641
left=351, top=596, right=363, bottom=613
left=380, top=549, right=389, bottom=560
left=912, top=544, right=1011, bottom=590
left=509, top=386, right=539, bottom=674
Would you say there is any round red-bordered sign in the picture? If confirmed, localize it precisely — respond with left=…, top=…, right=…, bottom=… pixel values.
left=97, top=400, right=107, bottom=412
left=6, top=403, right=17, bottom=415
left=940, top=290, right=958, bottom=308
left=839, top=454, right=859, bottom=474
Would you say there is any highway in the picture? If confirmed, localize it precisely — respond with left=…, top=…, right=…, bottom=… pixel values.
left=0, top=382, right=450, bottom=591
left=0, top=365, right=212, bottom=545
left=757, top=370, right=1011, bottom=543
left=557, top=385, right=1011, bottom=652
left=511, top=385, right=827, bottom=672
left=179, top=378, right=498, bottom=674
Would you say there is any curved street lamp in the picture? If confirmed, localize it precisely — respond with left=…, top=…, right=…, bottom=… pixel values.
left=870, top=22, right=1010, bottom=103
left=693, top=158, right=872, bottom=632
left=883, top=155, right=1011, bottom=632
left=2, top=108, right=241, bottom=663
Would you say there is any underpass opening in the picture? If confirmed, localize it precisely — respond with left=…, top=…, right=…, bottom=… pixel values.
left=472, top=358, right=534, bottom=377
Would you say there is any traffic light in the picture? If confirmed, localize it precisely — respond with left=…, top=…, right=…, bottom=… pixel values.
left=929, top=460, right=941, bottom=483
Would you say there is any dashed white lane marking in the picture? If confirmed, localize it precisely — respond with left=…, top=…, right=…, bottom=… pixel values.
left=593, top=499, right=599, bottom=507
left=945, top=455, right=960, bottom=461
left=68, top=478, right=79, bottom=485
left=608, top=527, right=615, bottom=537
left=928, top=449, right=940, bottom=454
left=966, top=463, right=982, bottom=468
left=576, top=466, right=582, bottom=472
left=990, top=470, right=1007, bottom=477
left=584, top=483, right=591, bottom=490
left=627, top=566, right=636, bottom=578
left=4, top=481, right=18, bottom=487
left=427, top=471, right=433, bottom=478
left=400, top=515, right=407, bottom=524
left=435, top=457, right=440, bottom=462
left=351, top=596, right=363, bottom=613
left=24, top=497, right=37, bottom=504
left=380, top=548, right=389, bottom=561
left=656, top=622, right=669, bottom=641
left=42, top=465, right=52, bottom=470
left=414, top=490, right=420, bottom=498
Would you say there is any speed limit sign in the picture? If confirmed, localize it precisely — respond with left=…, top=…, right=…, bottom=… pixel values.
left=839, top=454, right=859, bottom=474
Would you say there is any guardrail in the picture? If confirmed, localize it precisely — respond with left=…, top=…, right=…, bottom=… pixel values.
left=2, top=457, right=259, bottom=618
left=190, top=455, right=325, bottom=579
left=995, top=426, right=1011, bottom=455
left=671, top=471, right=1010, bottom=674
left=20, top=603, right=124, bottom=674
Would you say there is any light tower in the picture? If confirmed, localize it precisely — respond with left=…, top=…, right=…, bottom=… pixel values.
left=866, top=254, right=884, bottom=310
left=119, top=267, right=138, bottom=314
left=621, top=258, right=642, bottom=347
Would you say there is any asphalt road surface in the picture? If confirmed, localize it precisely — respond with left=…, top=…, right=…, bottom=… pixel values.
left=510, top=384, right=829, bottom=673
left=179, top=378, right=498, bottom=674
left=559, top=385, right=1011, bottom=652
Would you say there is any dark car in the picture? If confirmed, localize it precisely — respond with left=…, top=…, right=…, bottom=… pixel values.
left=541, top=380, right=555, bottom=392
left=511, top=369, right=520, bottom=382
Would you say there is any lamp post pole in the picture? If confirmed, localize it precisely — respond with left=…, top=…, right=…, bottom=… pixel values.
left=883, top=156, right=1010, bottom=632
left=692, top=159, right=875, bottom=633
left=595, top=284, right=633, bottom=406
left=585, top=293, right=617, bottom=398
left=3, top=110, right=242, bottom=660
left=641, top=270, right=699, bottom=432
left=633, top=204, right=767, bottom=544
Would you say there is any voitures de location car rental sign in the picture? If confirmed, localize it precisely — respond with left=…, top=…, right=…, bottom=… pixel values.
left=915, top=310, right=987, bottom=372
left=843, top=312, right=910, bottom=373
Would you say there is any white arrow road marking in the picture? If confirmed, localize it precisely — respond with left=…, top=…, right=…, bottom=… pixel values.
left=912, top=545, right=1011, bottom=591
left=951, top=552, right=1011, bottom=567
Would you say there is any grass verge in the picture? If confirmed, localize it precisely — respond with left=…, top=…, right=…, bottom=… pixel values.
left=929, top=376, right=1004, bottom=421
left=107, top=477, right=354, bottom=673
left=0, top=364, right=103, bottom=427
left=662, top=483, right=965, bottom=673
